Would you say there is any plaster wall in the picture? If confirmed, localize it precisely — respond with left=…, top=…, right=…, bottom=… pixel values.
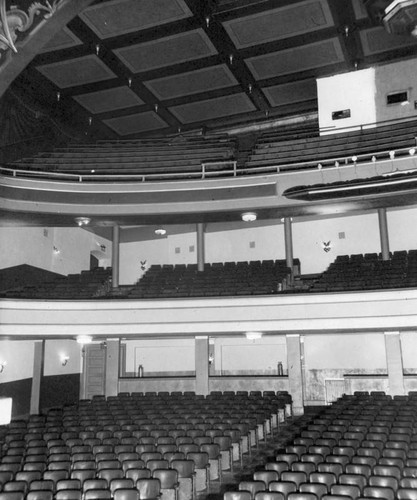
left=375, top=59, right=417, bottom=123
left=43, top=339, right=82, bottom=376
left=0, top=227, right=111, bottom=275
left=317, top=67, right=376, bottom=133
left=0, top=340, right=34, bottom=382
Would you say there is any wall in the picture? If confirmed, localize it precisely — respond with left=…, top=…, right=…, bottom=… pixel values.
left=375, top=59, right=417, bottom=123
left=41, top=339, right=81, bottom=409
left=0, top=227, right=111, bottom=275
left=318, top=59, right=417, bottom=133
left=317, top=67, right=377, bottom=133
left=123, top=338, right=195, bottom=377
left=0, top=340, right=34, bottom=416
left=303, top=333, right=387, bottom=404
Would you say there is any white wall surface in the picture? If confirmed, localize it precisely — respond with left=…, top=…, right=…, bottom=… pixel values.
left=123, top=338, right=195, bottom=375
left=318, top=67, right=376, bottom=133
left=43, top=339, right=82, bottom=376
left=0, top=340, right=34, bottom=382
left=304, top=333, right=387, bottom=370
left=0, top=227, right=111, bottom=275
left=375, top=59, right=417, bottom=123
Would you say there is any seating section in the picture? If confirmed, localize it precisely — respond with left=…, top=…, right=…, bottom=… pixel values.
left=127, top=260, right=295, bottom=299
left=310, top=250, right=417, bottom=292
left=0, top=268, right=112, bottom=299
left=245, top=119, right=417, bottom=173
left=5, top=136, right=237, bottom=181
left=0, top=391, right=291, bottom=499
left=226, top=391, right=417, bottom=500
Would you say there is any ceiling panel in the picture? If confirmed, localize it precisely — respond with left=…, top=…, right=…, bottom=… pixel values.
left=73, top=86, right=144, bottom=114
left=246, top=38, right=345, bottom=80
left=36, top=55, right=116, bottom=88
left=360, top=26, right=417, bottom=55
left=170, top=93, right=256, bottom=124
left=40, top=27, right=82, bottom=53
left=144, top=64, right=238, bottom=101
left=80, top=0, right=192, bottom=39
left=352, top=0, right=369, bottom=20
left=103, top=111, right=168, bottom=135
left=223, top=0, right=334, bottom=49
left=114, top=29, right=218, bottom=73
left=263, top=79, right=317, bottom=107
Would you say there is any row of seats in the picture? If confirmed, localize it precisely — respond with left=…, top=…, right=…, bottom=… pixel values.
left=246, top=119, right=417, bottom=172
left=127, top=261, right=295, bottom=299
left=311, top=250, right=417, bottom=292
left=4, top=119, right=416, bottom=181
left=0, top=392, right=292, bottom=500
left=6, top=136, right=237, bottom=178
left=225, top=392, right=417, bottom=500
left=0, top=268, right=112, bottom=299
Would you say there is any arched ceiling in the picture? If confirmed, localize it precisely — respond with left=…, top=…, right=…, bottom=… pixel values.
left=4, top=0, right=417, bottom=140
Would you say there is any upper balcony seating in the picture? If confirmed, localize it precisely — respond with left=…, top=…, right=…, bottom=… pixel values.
left=5, top=135, right=237, bottom=180
left=1, top=268, right=112, bottom=299
left=310, top=250, right=417, bottom=292
left=245, top=119, right=417, bottom=173
left=127, top=260, right=295, bottom=299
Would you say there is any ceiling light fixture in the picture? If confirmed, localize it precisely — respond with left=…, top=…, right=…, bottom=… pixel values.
left=242, top=212, right=257, bottom=222
left=76, top=335, right=93, bottom=345
left=75, top=217, right=91, bottom=227
left=155, top=228, right=167, bottom=236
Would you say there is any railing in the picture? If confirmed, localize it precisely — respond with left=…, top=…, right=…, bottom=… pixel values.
left=1, top=145, right=416, bottom=184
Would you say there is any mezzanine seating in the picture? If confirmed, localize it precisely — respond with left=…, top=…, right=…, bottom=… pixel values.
left=310, top=250, right=417, bottom=292
left=128, top=260, right=295, bottom=299
left=0, top=268, right=112, bottom=300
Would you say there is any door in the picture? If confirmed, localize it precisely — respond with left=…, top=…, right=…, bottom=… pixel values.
left=82, top=344, right=106, bottom=399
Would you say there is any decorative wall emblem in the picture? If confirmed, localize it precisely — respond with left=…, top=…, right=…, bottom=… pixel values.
left=0, top=0, right=63, bottom=57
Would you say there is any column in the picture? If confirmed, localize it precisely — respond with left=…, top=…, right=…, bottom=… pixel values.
left=378, top=208, right=390, bottom=261
left=197, top=223, right=205, bottom=272
left=286, top=334, right=304, bottom=415
left=104, top=339, right=119, bottom=397
left=384, top=332, right=405, bottom=395
left=195, top=336, right=209, bottom=395
left=30, top=340, right=44, bottom=415
left=284, top=217, right=294, bottom=275
left=112, top=225, right=120, bottom=288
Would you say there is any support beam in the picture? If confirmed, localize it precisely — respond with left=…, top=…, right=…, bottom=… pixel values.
left=195, top=336, right=209, bottom=395
left=378, top=208, right=390, bottom=261
left=112, top=225, right=120, bottom=288
left=197, top=223, right=205, bottom=272
left=384, top=332, right=405, bottom=395
left=30, top=340, right=44, bottom=415
left=0, top=0, right=96, bottom=97
left=286, top=334, right=304, bottom=415
left=284, top=217, right=294, bottom=272
left=104, top=340, right=119, bottom=397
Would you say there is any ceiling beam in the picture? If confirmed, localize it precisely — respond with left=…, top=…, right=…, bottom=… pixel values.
left=0, top=0, right=96, bottom=98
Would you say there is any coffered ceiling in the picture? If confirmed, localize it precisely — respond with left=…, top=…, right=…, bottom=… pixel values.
left=7, top=0, right=417, bottom=139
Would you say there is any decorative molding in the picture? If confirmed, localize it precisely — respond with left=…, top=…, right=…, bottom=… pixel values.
left=0, top=0, right=64, bottom=58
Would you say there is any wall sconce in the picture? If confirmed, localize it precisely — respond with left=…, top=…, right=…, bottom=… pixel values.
left=53, top=246, right=60, bottom=255
left=60, top=355, right=69, bottom=366
left=0, top=361, right=7, bottom=373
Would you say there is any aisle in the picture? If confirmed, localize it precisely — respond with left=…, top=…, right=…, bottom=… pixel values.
left=197, top=413, right=318, bottom=500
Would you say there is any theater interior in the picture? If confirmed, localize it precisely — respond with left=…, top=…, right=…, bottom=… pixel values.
left=2, top=1, right=417, bottom=499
